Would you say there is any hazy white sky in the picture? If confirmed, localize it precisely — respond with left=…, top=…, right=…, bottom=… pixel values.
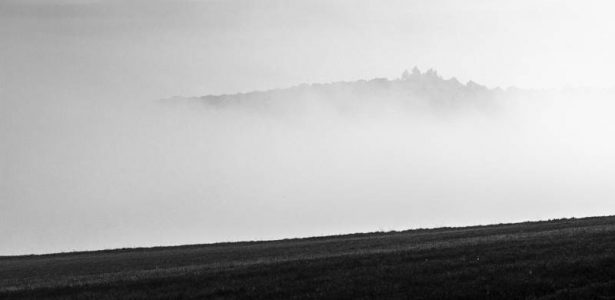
left=2, top=0, right=615, bottom=99
left=2, top=0, right=615, bottom=255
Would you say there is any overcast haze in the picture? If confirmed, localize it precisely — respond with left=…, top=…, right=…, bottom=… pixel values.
left=2, top=0, right=615, bottom=255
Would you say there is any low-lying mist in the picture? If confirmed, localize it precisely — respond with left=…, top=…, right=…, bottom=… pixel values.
left=3, top=78, right=615, bottom=255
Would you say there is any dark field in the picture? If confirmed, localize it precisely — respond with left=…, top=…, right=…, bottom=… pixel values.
left=2, top=216, right=615, bottom=299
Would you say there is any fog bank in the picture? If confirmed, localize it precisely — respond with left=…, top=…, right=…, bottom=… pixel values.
left=3, top=76, right=615, bottom=255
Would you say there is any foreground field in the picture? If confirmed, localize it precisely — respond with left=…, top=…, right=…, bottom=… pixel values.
left=2, top=216, right=615, bottom=299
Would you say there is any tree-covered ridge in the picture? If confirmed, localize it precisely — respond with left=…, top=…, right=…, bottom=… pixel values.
left=169, top=68, right=500, bottom=113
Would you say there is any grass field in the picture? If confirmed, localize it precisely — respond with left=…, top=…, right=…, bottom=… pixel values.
left=2, top=216, right=615, bottom=299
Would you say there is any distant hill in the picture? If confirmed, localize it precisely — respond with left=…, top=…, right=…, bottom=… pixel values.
left=164, top=68, right=504, bottom=113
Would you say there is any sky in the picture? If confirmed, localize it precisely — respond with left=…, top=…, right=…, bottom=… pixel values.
left=2, top=0, right=615, bottom=255
left=2, top=0, right=615, bottom=99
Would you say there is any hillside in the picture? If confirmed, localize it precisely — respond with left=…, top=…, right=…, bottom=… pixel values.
left=165, top=68, right=502, bottom=113
left=2, top=216, right=615, bottom=299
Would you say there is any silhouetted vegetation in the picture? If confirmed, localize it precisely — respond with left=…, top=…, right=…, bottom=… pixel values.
left=2, top=216, right=615, bottom=299
left=167, top=67, right=499, bottom=114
